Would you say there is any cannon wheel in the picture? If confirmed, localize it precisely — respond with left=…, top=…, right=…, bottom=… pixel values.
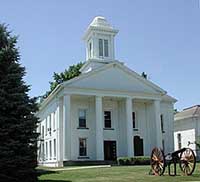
left=150, top=147, right=165, bottom=176
left=179, top=148, right=196, bottom=175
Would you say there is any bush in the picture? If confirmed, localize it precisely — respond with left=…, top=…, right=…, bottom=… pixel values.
left=117, top=156, right=150, bottom=166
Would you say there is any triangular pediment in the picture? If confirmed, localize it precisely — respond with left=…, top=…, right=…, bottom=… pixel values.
left=65, top=63, right=166, bottom=94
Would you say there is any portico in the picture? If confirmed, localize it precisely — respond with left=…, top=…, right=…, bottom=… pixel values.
left=60, top=93, right=164, bottom=162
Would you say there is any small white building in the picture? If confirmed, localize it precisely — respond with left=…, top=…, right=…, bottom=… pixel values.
left=37, top=16, right=176, bottom=167
left=174, top=105, right=200, bottom=159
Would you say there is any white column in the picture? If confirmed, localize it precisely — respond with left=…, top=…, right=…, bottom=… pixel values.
left=154, top=100, right=162, bottom=148
left=95, top=96, right=104, bottom=160
left=126, top=97, right=134, bottom=157
left=63, top=95, right=71, bottom=160
left=57, top=98, right=63, bottom=166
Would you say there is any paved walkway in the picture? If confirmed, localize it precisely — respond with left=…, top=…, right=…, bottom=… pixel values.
left=47, top=165, right=111, bottom=171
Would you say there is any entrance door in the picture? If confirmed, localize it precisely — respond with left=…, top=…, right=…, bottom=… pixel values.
left=104, top=141, right=117, bottom=161
left=134, top=136, right=144, bottom=156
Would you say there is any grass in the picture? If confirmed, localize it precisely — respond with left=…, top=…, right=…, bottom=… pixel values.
left=39, top=164, right=200, bottom=182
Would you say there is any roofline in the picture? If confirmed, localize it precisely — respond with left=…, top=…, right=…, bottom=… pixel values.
left=162, top=95, right=177, bottom=103
left=38, top=84, right=63, bottom=111
left=175, top=115, right=199, bottom=121
left=183, top=105, right=200, bottom=111
left=64, top=61, right=167, bottom=95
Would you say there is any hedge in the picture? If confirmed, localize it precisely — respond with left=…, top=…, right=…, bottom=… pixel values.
left=117, top=156, right=150, bottom=165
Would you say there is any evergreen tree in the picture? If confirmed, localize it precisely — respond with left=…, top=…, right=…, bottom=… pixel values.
left=0, top=24, right=39, bottom=181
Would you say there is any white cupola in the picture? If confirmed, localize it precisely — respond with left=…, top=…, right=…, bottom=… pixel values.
left=81, top=16, right=119, bottom=73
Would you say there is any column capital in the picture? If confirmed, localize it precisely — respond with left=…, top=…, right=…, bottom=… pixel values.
left=154, top=99, right=161, bottom=104
left=95, top=95, right=103, bottom=99
left=63, top=94, right=71, bottom=97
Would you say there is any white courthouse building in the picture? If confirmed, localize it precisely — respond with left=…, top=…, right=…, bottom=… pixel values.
left=37, top=16, right=176, bottom=167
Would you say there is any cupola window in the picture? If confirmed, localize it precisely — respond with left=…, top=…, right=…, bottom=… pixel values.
left=89, top=42, right=92, bottom=58
left=99, top=39, right=109, bottom=57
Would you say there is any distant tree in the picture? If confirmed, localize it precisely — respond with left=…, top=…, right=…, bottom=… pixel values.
left=42, top=62, right=84, bottom=99
left=0, top=24, right=39, bottom=182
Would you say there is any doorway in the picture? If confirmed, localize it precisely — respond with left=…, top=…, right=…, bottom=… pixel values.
left=134, top=136, right=144, bottom=156
left=104, top=141, right=117, bottom=161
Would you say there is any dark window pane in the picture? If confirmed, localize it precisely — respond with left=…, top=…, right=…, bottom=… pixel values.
left=160, top=114, right=164, bottom=132
left=99, top=39, right=103, bottom=56
left=132, top=112, right=135, bottom=128
left=104, top=39, right=109, bottom=57
left=104, top=111, right=111, bottom=128
left=105, top=120, right=111, bottom=128
left=79, top=119, right=86, bottom=127
left=79, top=109, right=86, bottom=128
left=89, top=42, right=92, bottom=58
left=177, top=133, right=181, bottom=149
left=79, top=138, right=87, bottom=156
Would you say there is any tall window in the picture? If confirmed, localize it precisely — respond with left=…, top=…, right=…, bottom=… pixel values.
left=49, top=115, right=51, bottom=132
left=42, top=143, right=45, bottom=161
left=99, top=39, right=109, bottom=57
left=79, top=138, right=87, bottom=156
left=49, top=140, right=52, bottom=160
left=89, top=42, right=92, bottom=58
left=45, top=119, right=47, bottom=136
left=99, top=39, right=103, bottom=56
left=42, top=126, right=44, bottom=138
left=104, top=111, right=111, bottom=128
left=78, top=109, right=87, bottom=128
left=160, top=114, right=164, bottom=133
left=104, top=39, right=109, bottom=57
left=45, top=142, right=48, bottom=160
left=54, top=139, right=56, bottom=159
left=132, top=112, right=136, bottom=128
left=53, top=112, right=56, bottom=131
left=177, top=133, right=181, bottom=149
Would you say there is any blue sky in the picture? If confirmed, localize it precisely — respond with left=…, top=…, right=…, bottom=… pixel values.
left=0, top=0, right=199, bottom=111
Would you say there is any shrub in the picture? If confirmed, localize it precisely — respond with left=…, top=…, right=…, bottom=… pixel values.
left=117, top=156, right=150, bottom=166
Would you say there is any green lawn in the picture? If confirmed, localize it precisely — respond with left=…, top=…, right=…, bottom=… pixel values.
left=39, top=164, right=200, bottom=182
